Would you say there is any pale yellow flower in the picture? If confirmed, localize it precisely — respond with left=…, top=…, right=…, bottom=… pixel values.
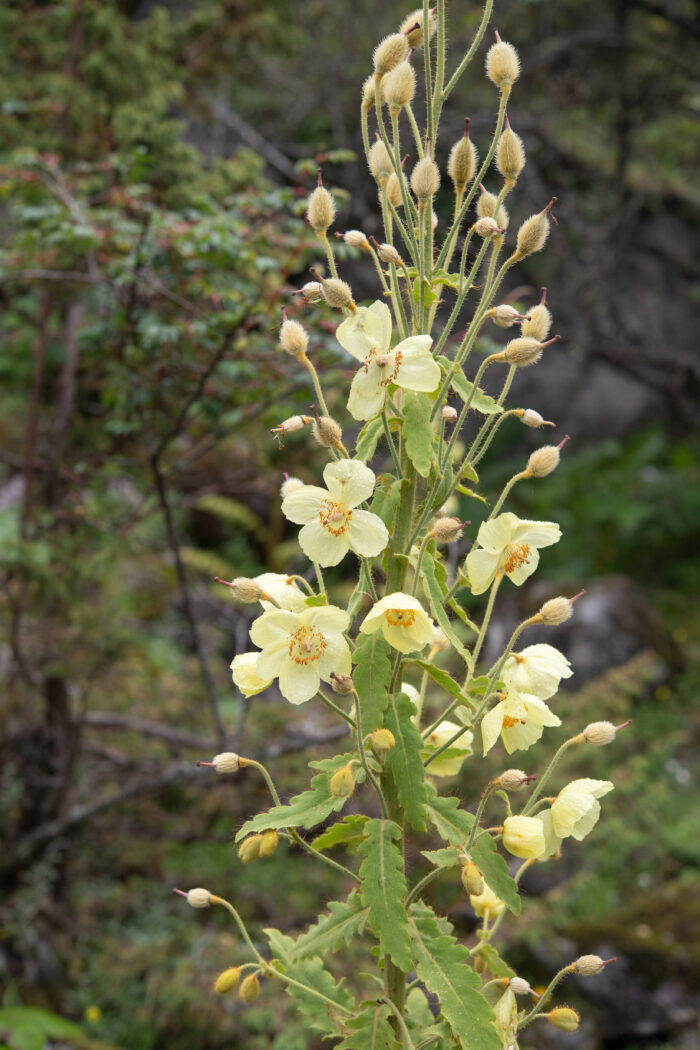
left=502, top=643, right=572, bottom=700
left=282, top=459, right=388, bottom=567
left=470, top=884, right=505, bottom=918
left=502, top=815, right=546, bottom=859
left=465, top=512, right=561, bottom=595
left=249, top=605, right=351, bottom=704
left=254, top=572, right=307, bottom=612
left=336, top=300, right=440, bottom=421
left=481, top=687, right=561, bottom=755
left=230, top=652, right=274, bottom=697
left=422, top=720, right=473, bottom=777
left=360, top=592, right=435, bottom=654
left=551, top=778, right=614, bottom=841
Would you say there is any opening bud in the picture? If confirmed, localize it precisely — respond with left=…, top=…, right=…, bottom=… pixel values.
left=178, top=888, right=212, bottom=909
left=521, top=289, right=552, bottom=340
left=510, top=977, right=534, bottom=996
left=518, top=409, right=555, bottom=429
left=470, top=884, right=505, bottom=918
left=362, top=74, right=376, bottom=109
left=477, top=184, right=509, bottom=229
left=239, top=974, right=261, bottom=1004
left=489, top=304, right=527, bottom=328
left=498, top=769, right=536, bottom=792
left=280, top=474, right=304, bottom=498
left=496, top=119, right=526, bottom=182
left=329, top=671, right=354, bottom=695
left=575, top=954, right=616, bottom=976
left=584, top=720, right=630, bottom=746
left=237, top=835, right=263, bottom=864
left=547, top=1007, right=580, bottom=1032
left=516, top=198, right=557, bottom=258
left=461, top=860, right=484, bottom=897
left=259, top=829, right=280, bottom=858
left=383, top=59, right=416, bottom=112
left=211, top=752, right=240, bottom=774
left=307, top=171, right=336, bottom=234
left=431, top=517, right=467, bottom=544
left=369, top=728, right=396, bottom=753
left=343, top=229, right=368, bottom=248
left=374, top=33, right=409, bottom=76
left=215, top=967, right=242, bottom=994
left=539, top=590, right=585, bottom=625
left=411, top=155, right=441, bottom=202
left=448, top=119, right=478, bottom=194
left=295, top=281, right=323, bottom=304
left=369, top=138, right=394, bottom=184
left=502, top=815, right=546, bottom=859
left=279, top=315, right=308, bottom=357
left=329, top=763, right=356, bottom=798
left=218, top=577, right=263, bottom=603
left=442, top=405, right=458, bottom=423
left=486, top=32, right=520, bottom=90
left=399, top=8, right=437, bottom=49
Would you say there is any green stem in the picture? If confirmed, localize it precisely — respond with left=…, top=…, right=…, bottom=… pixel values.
left=318, top=231, right=339, bottom=279
left=317, top=687, right=356, bottom=728
left=361, top=557, right=379, bottom=601
left=313, top=560, right=327, bottom=601
left=405, top=865, right=443, bottom=907
left=465, top=781, right=498, bottom=851
left=299, top=352, right=331, bottom=419
left=411, top=530, right=433, bottom=597
left=382, top=407, right=402, bottom=475
left=431, top=0, right=446, bottom=134
left=352, top=689, right=389, bottom=819
left=523, top=735, right=584, bottom=815
left=442, top=0, right=494, bottom=100
left=286, top=828, right=362, bottom=884
left=518, top=966, right=575, bottom=1030
left=406, top=103, right=424, bottom=157
left=422, top=0, right=434, bottom=145
left=487, top=469, right=529, bottom=519
left=381, top=996, right=417, bottom=1050
left=470, top=571, right=503, bottom=668
left=239, top=758, right=282, bottom=807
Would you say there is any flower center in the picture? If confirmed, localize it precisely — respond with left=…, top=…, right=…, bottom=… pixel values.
left=319, top=498, right=352, bottom=536
left=288, top=626, right=327, bottom=665
left=363, top=347, right=402, bottom=387
left=385, top=608, right=416, bottom=628
left=503, top=542, right=532, bottom=574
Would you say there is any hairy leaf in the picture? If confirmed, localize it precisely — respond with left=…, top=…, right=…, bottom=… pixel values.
left=403, top=392, right=434, bottom=478
left=370, top=474, right=404, bottom=531
left=420, top=846, right=462, bottom=869
left=383, top=692, right=427, bottom=831
left=475, top=943, right=517, bottom=980
left=236, top=757, right=353, bottom=840
left=408, top=902, right=500, bottom=1050
left=353, top=633, right=392, bottom=733
left=470, top=833, right=521, bottom=915
left=293, top=891, right=369, bottom=960
left=359, top=819, right=412, bottom=972
left=282, top=957, right=355, bottom=1036
left=421, top=553, right=473, bottom=670
left=312, top=815, right=370, bottom=853
left=411, top=659, right=468, bottom=703
left=450, top=372, right=503, bottom=415
left=264, top=927, right=297, bottom=964
left=355, top=417, right=384, bottom=463
left=336, top=1003, right=400, bottom=1050
left=425, top=784, right=475, bottom=846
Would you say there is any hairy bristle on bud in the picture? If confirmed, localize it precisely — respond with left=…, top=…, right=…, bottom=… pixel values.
left=369, top=139, right=394, bottom=184
left=497, top=124, right=526, bottom=182
left=399, top=9, right=437, bottom=48
left=477, top=185, right=509, bottom=229
left=320, top=277, right=354, bottom=310
left=431, top=517, right=465, bottom=544
left=526, top=445, right=561, bottom=478
left=522, top=301, right=552, bottom=341
left=307, top=179, right=336, bottom=234
left=486, top=37, right=520, bottom=89
left=312, top=414, right=344, bottom=450
left=448, top=123, right=477, bottom=194
left=279, top=318, right=308, bottom=357
left=411, top=155, right=440, bottom=202
left=382, top=60, right=415, bottom=111
left=374, top=33, right=409, bottom=76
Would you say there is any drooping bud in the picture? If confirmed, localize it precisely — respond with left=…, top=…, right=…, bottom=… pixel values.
left=183, top=888, right=212, bottom=908
left=584, top=720, right=630, bottom=746
left=374, top=33, right=410, bottom=76
left=225, top=578, right=264, bottom=603
left=502, top=335, right=559, bottom=367
left=279, top=315, right=308, bottom=357
left=431, top=517, right=466, bottom=544
left=399, top=8, right=437, bottom=48
left=516, top=198, right=557, bottom=258
left=474, top=216, right=505, bottom=238
left=411, top=154, right=440, bottom=203
left=237, top=835, right=263, bottom=864
left=517, top=409, right=555, bottom=429
left=376, top=242, right=400, bottom=265
left=510, top=977, right=534, bottom=996
left=526, top=443, right=562, bottom=478
left=259, top=829, right=279, bottom=858
left=307, top=171, right=336, bottom=234
left=442, top=405, right=458, bottom=423
left=477, top=184, right=509, bottom=230
left=280, top=474, right=304, bottom=498
left=383, top=59, right=416, bottom=112
left=369, top=138, right=394, bottom=184
left=386, top=171, right=406, bottom=208
left=547, top=1007, right=580, bottom=1032
left=521, top=288, right=552, bottom=340
left=502, top=815, right=546, bottom=859
left=215, top=967, right=242, bottom=994
left=369, top=728, right=396, bottom=753
left=498, top=769, right=535, bottom=792
left=497, top=118, right=526, bottom=182
left=461, top=861, right=484, bottom=897
left=470, top=884, right=505, bottom=918
left=489, top=304, right=527, bottom=328
left=296, top=281, right=323, bottom=304
left=329, top=671, right=354, bottom=695
left=239, top=974, right=261, bottom=1004
left=486, top=31, right=520, bottom=90
left=539, top=590, right=585, bottom=625
left=448, top=119, right=478, bottom=194
left=211, top=752, right=240, bottom=774
left=343, top=229, right=368, bottom=248
left=311, top=412, right=344, bottom=451
left=272, top=415, right=307, bottom=439
left=329, top=763, right=356, bottom=798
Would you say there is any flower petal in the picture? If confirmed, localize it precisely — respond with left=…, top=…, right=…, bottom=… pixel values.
left=278, top=657, right=320, bottom=704
left=347, top=365, right=385, bottom=421
left=511, top=519, right=562, bottom=549
left=394, top=340, right=441, bottom=392
left=382, top=621, right=418, bottom=653
left=505, top=547, right=540, bottom=587
left=476, top=513, right=519, bottom=553
left=317, top=633, right=352, bottom=678
left=282, top=485, right=327, bottom=525
left=481, top=704, right=504, bottom=755
left=305, top=605, right=351, bottom=634
left=465, top=548, right=500, bottom=595
left=255, top=640, right=289, bottom=679
left=347, top=509, right=389, bottom=557
left=336, top=301, right=391, bottom=360
left=249, top=610, right=297, bottom=649
left=323, top=459, right=376, bottom=507
left=298, top=520, right=350, bottom=567
left=502, top=718, right=545, bottom=753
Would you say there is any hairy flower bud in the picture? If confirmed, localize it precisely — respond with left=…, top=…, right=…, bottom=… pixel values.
left=239, top=974, right=260, bottom=1004
left=186, top=888, right=211, bottom=908
left=215, top=967, right=242, bottom=994
left=498, top=769, right=531, bottom=791
left=442, top=405, right=458, bottom=423
left=399, top=8, right=437, bottom=48
left=539, top=595, right=576, bottom=625
left=510, top=977, right=534, bottom=996
left=212, top=752, right=240, bottom=774
left=431, top=517, right=465, bottom=544
left=516, top=199, right=557, bottom=258
left=518, top=409, right=554, bottom=429
left=307, top=171, right=336, bottom=234
left=311, top=414, right=344, bottom=450
left=279, top=317, right=308, bottom=357
left=522, top=292, right=552, bottom=341
left=411, top=156, right=440, bottom=202
left=343, top=229, right=368, bottom=248
left=448, top=119, right=477, bottom=194
left=575, top=954, right=606, bottom=976
left=297, top=281, right=323, bottom=304
left=362, top=74, right=376, bottom=109
left=583, top=721, right=618, bottom=745
left=228, top=577, right=264, bottom=603
left=320, top=277, right=354, bottom=310
left=486, top=34, right=520, bottom=89
left=275, top=415, right=307, bottom=436
left=329, top=763, right=356, bottom=798
left=547, top=1008, right=580, bottom=1032
left=280, top=475, right=304, bottom=498
left=502, top=815, right=545, bottom=859
left=237, top=835, right=262, bottom=864
left=489, top=304, right=524, bottom=328
left=374, top=33, right=409, bottom=76
left=461, top=861, right=484, bottom=896
left=383, top=60, right=415, bottom=111
left=477, top=185, right=509, bottom=230
left=330, top=671, right=354, bottom=695
left=259, top=829, right=279, bottom=858
left=386, top=171, right=406, bottom=208
left=502, top=336, right=545, bottom=367
left=527, top=445, right=561, bottom=478
left=370, top=728, right=396, bottom=753
left=369, top=139, right=394, bottom=184
left=474, top=216, right=505, bottom=238
left=496, top=121, right=525, bottom=182
left=376, top=242, right=400, bottom=264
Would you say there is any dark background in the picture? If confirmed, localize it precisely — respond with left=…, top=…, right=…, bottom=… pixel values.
left=1, top=1, right=699, bottom=1048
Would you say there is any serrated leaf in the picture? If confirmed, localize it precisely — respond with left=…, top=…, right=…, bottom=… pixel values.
left=235, top=760, right=351, bottom=840
left=461, top=461, right=479, bottom=483
left=469, top=833, right=521, bottom=915
left=425, top=784, right=475, bottom=846
left=355, top=418, right=384, bottom=463
left=305, top=592, right=328, bottom=606
left=403, top=393, right=434, bottom=478
left=456, top=484, right=488, bottom=504
left=359, top=819, right=412, bottom=972
left=370, top=474, right=404, bottom=531
left=421, top=553, right=473, bottom=671
left=282, top=957, right=355, bottom=1036
left=407, top=902, right=500, bottom=1050
left=312, top=814, right=370, bottom=852
left=293, top=891, right=369, bottom=960
left=411, top=660, right=467, bottom=704
left=336, top=1003, right=400, bottom=1050
left=412, top=276, right=440, bottom=306
left=352, top=633, right=392, bottom=733
left=475, top=943, right=517, bottom=980
left=383, top=692, right=427, bottom=831
left=420, top=845, right=462, bottom=869
left=450, top=372, right=503, bottom=415
left=264, top=927, right=297, bottom=963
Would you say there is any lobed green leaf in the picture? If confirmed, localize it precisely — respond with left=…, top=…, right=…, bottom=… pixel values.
left=353, top=634, right=392, bottom=733
left=359, top=819, right=413, bottom=973
left=383, top=692, right=427, bottom=831
left=292, top=890, right=369, bottom=960
left=403, top=392, right=435, bottom=478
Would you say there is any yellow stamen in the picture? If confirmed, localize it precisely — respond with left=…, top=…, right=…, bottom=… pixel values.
left=385, top=608, right=416, bottom=627
left=288, top=627, right=327, bottom=665
left=503, top=542, right=532, bottom=574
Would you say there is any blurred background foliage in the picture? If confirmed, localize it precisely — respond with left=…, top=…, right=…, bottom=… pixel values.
left=0, top=0, right=698, bottom=1048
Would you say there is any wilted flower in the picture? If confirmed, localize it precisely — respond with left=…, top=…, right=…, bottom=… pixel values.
left=465, top=512, right=561, bottom=594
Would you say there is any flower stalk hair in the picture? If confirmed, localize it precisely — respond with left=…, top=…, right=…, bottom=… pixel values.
left=173, top=6, right=624, bottom=1047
